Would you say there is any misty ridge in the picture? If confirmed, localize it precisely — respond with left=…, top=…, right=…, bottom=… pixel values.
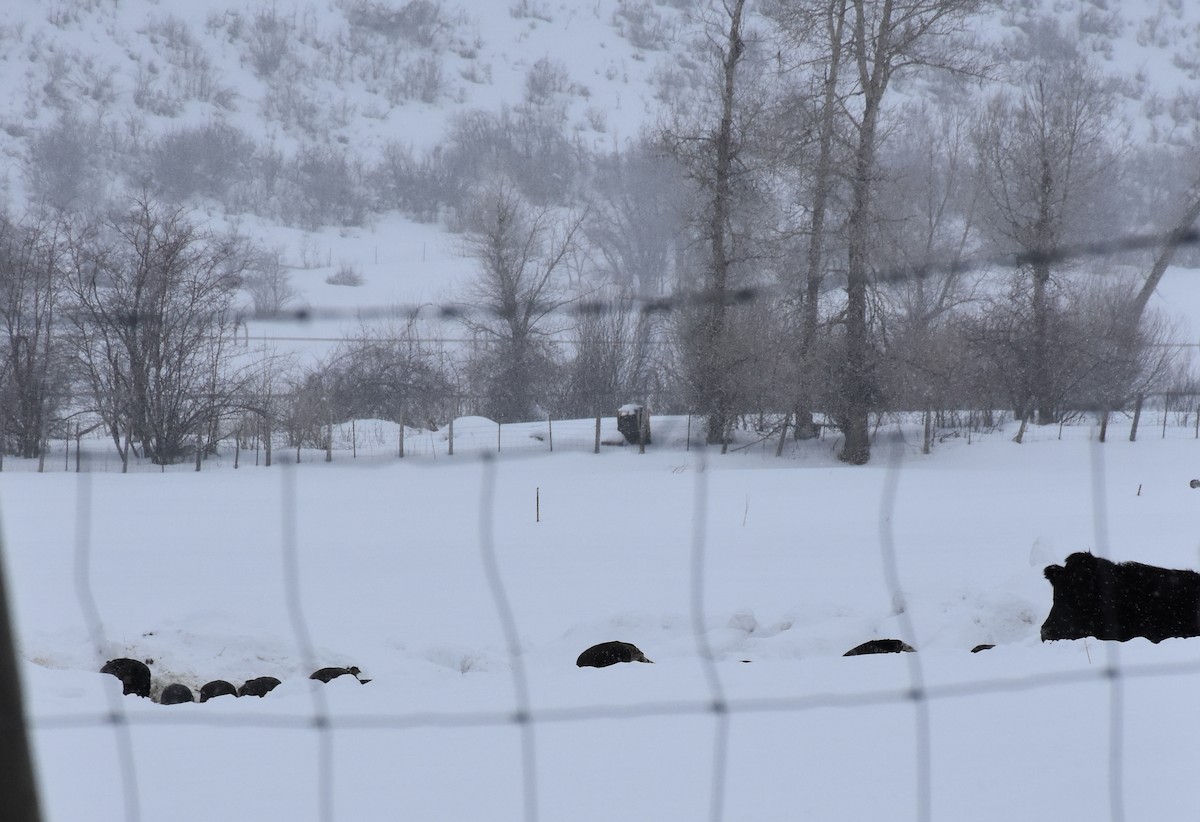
left=3, top=0, right=1200, bottom=467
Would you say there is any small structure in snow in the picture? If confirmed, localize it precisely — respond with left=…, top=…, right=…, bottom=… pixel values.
left=617, top=404, right=650, bottom=445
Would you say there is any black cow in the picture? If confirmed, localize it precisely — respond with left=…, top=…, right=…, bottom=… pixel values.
left=199, top=680, right=239, bottom=702
left=100, top=658, right=151, bottom=698
left=843, top=639, right=915, bottom=656
left=1040, top=551, right=1200, bottom=643
left=576, top=641, right=653, bottom=668
left=238, top=676, right=282, bottom=697
left=310, top=666, right=366, bottom=683
left=160, top=683, right=195, bottom=705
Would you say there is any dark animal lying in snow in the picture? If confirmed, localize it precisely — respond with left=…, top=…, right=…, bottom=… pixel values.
left=160, top=683, right=195, bottom=705
left=199, top=680, right=239, bottom=702
left=971, top=644, right=995, bottom=653
left=310, top=666, right=366, bottom=683
left=238, top=676, right=282, bottom=697
left=1041, top=551, right=1200, bottom=643
left=100, top=658, right=151, bottom=698
left=843, top=639, right=916, bottom=656
left=576, top=641, right=653, bottom=668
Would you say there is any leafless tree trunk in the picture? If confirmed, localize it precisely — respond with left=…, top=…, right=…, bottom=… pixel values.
left=1130, top=174, right=1200, bottom=321
left=829, top=0, right=985, bottom=463
left=768, top=0, right=850, bottom=438
left=661, top=0, right=753, bottom=444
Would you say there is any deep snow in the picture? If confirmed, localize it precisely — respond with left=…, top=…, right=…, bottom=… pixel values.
left=4, top=420, right=1200, bottom=822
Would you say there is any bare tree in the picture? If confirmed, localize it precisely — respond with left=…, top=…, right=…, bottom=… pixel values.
left=324, top=315, right=456, bottom=427
left=661, top=0, right=761, bottom=444
left=0, top=212, right=68, bottom=458
left=765, top=0, right=852, bottom=438
left=457, top=182, right=582, bottom=423
left=585, top=141, right=687, bottom=296
left=62, top=197, right=251, bottom=466
left=833, top=0, right=987, bottom=464
left=962, top=274, right=1181, bottom=426
left=972, top=55, right=1126, bottom=424
left=242, top=244, right=301, bottom=317
left=556, top=289, right=661, bottom=419
left=875, top=102, right=982, bottom=415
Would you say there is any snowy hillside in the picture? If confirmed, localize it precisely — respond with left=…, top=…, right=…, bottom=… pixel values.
left=2, top=0, right=1200, bottom=299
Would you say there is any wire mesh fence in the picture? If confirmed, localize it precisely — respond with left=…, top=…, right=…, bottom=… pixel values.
left=8, top=397, right=1200, bottom=477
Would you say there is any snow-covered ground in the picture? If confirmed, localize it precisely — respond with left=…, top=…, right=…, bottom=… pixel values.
left=4, top=1, right=1200, bottom=819
left=3, top=418, right=1200, bottom=822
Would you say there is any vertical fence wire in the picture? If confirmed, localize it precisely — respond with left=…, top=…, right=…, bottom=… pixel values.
left=879, top=439, right=932, bottom=822
left=688, top=447, right=730, bottom=822
left=478, top=454, right=540, bottom=822
left=1089, top=433, right=1126, bottom=822
left=279, top=463, right=334, bottom=822
left=71, top=471, right=141, bottom=822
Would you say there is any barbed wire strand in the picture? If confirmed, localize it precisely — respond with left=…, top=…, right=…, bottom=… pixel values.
left=71, top=469, right=142, bottom=822
left=73, top=226, right=1200, bottom=331
left=689, top=447, right=730, bottom=822
left=478, top=454, right=540, bottom=822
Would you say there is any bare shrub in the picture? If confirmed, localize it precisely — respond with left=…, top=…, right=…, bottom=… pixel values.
left=151, top=122, right=257, bottom=202
left=326, top=263, right=364, bottom=286
left=243, top=245, right=300, bottom=316
left=246, top=6, right=292, bottom=77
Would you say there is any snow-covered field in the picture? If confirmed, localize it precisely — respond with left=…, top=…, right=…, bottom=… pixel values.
left=3, top=417, right=1200, bottom=822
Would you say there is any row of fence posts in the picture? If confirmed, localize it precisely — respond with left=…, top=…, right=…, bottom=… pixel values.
left=12, top=402, right=1200, bottom=473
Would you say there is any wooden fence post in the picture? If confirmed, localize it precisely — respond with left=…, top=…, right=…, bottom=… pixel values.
left=594, top=414, right=601, bottom=454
